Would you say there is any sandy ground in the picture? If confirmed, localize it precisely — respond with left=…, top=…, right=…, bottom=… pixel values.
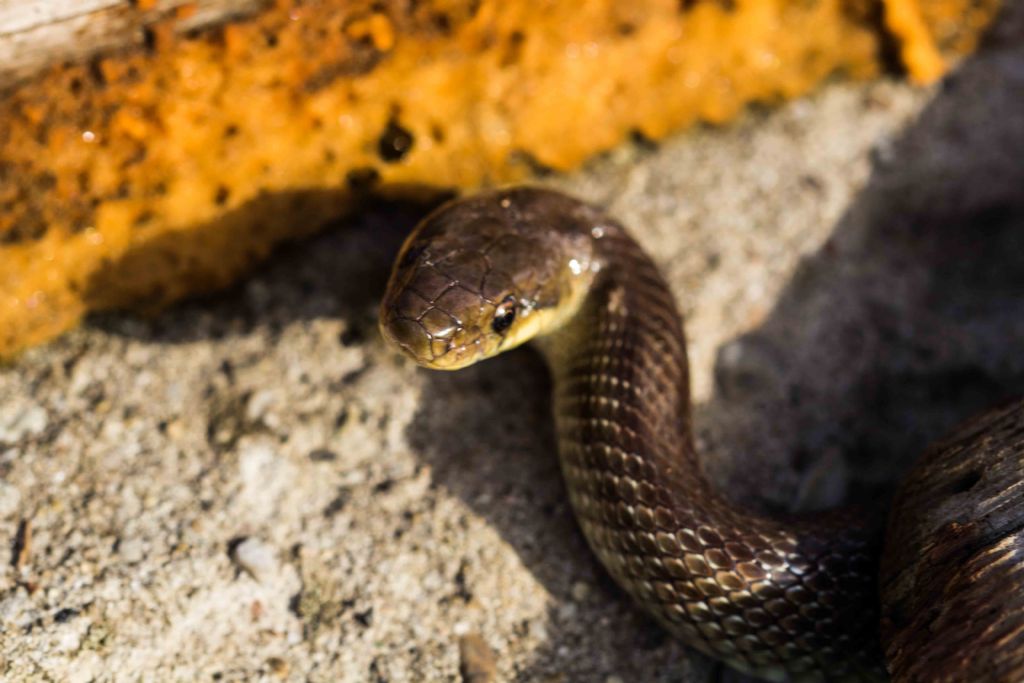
left=2, top=7, right=1023, bottom=682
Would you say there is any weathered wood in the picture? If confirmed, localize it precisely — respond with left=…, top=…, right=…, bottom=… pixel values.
left=0, top=0, right=264, bottom=88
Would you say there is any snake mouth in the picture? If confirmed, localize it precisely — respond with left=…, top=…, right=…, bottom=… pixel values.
left=379, top=308, right=483, bottom=371
left=378, top=314, right=424, bottom=361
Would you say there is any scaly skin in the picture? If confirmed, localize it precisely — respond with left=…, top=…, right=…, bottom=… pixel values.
left=380, top=187, right=886, bottom=680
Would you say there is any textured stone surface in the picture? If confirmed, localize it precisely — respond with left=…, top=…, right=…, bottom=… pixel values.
left=0, top=0, right=1001, bottom=358
left=1, top=10, right=1022, bottom=681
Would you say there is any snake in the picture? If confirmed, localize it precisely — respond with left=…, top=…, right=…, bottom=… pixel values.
left=378, top=187, right=1024, bottom=682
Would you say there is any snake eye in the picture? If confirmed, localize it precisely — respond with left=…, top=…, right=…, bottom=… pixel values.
left=492, top=296, right=517, bottom=334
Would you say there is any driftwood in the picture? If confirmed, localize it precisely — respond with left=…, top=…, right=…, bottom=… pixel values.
left=0, top=0, right=263, bottom=88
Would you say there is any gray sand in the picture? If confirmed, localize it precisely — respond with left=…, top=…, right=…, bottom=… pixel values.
left=2, top=9, right=1023, bottom=682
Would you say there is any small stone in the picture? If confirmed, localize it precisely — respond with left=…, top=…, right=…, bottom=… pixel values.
left=238, top=439, right=279, bottom=489
left=267, top=656, right=289, bottom=677
left=118, top=537, right=146, bottom=564
left=232, top=537, right=278, bottom=583
left=605, top=676, right=624, bottom=683
left=0, top=482, right=21, bottom=518
left=0, top=403, right=48, bottom=442
left=354, top=608, right=373, bottom=627
left=308, top=448, right=337, bottom=462
left=557, top=602, right=578, bottom=621
left=528, top=619, right=548, bottom=642
left=422, top=570, right=444, bottom=591
left=458, top=633, right=497, bottom=683
left=245, top=390, right=276, bottom=423
left=0, top=591, right=32, bottom=627
left=714, top=336, right=782, bottom=399
left=54, top=607, right=79, bottom=623
left=570, top=581, right=590, bottom=602
left=164, top=418, right=186, bottom=441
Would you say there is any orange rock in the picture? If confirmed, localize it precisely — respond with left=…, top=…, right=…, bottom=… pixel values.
left=0, top=0, right=1001, bottom=357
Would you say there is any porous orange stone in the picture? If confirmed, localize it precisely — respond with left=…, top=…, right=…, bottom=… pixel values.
left=0, top=0, right=1001, bottom=357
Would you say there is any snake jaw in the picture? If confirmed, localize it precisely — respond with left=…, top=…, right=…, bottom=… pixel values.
left=378, top=305, right=479, bottom=370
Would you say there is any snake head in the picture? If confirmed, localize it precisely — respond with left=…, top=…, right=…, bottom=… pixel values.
left=379, top=188, right=599, bottom=370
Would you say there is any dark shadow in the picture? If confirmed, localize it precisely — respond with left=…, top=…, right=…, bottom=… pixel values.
left=696, top=10, right=1024, bottom=514
left=405, top=7, right=1024, bottom=683
left=83, top=184, right=454, bottom=346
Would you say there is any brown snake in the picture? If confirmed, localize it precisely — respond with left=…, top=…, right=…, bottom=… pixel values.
left=379, top=187, right=1024, bottom=682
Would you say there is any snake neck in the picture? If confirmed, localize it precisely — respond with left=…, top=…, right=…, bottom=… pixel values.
left=535, top=222, right=885, bottom=682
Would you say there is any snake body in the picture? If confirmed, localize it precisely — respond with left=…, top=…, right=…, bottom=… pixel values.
left=379, top=187, right=1024, bottom=681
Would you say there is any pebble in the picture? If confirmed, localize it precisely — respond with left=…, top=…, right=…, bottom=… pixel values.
left=246, top=389, right=276, bottom=423
left=267, top=656, right=289, bottom=678
left=570, top=580, right=590, bottom=602
left=458, top=632, right=497, bottom=683
left=238, top=438, right=288, bottom=499
left=118, top=537, right=146, bottom=564
left=0, top=591, right=33, bottom=628
left=232, top=537, right=278, bottom=583
left=714, top=336, right=782, bottom=398
left=0, top=482, right=21, bottom=518
left=0, top=403, right=48, bottom=442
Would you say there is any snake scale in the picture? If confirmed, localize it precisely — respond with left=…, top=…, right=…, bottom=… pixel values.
left=379, top=187, right=1024, bottom=682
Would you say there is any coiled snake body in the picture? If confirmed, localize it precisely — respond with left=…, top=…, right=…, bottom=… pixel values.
left=379, top=188, right=1024, bottom=681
